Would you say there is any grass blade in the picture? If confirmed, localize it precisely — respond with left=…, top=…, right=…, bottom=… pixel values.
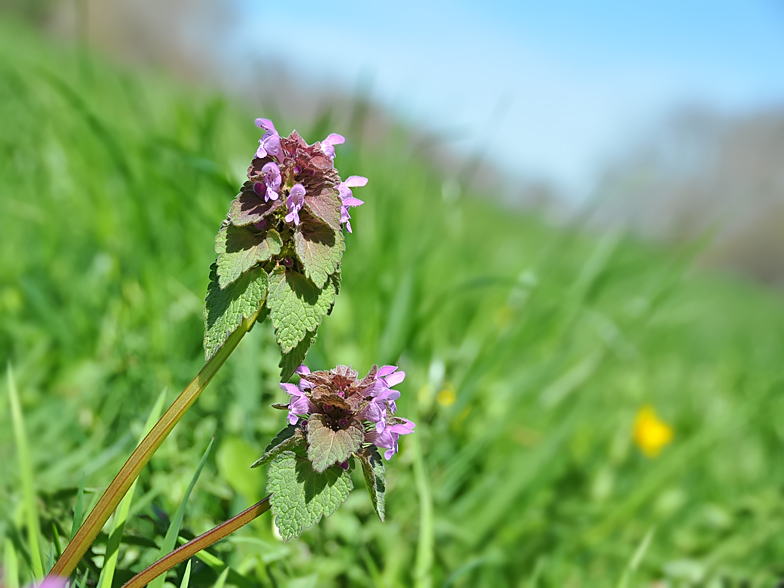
left=179, top=560, right=192, bottom=588
left=7, top=364, right=44, bottom=579
left=412, top=434, right=434, bottom=588
left=4, top=537, right=20, bottom=588
left=70, top=475, right=86, bottom=541
left=99, top=389, right=168, bottom=588
left=148, top=437, right=215, bottom=588
left=212, top=566, right=230, bottom=588
left=616, top=528, right=654, bottom=588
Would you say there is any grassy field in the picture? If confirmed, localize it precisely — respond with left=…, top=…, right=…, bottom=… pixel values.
left=2, top=19, right=784, bottom=588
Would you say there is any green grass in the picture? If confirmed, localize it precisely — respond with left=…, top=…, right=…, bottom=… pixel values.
left=2, top=17, right=784, bottom=587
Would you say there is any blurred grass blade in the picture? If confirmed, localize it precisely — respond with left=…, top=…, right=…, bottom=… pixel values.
left=4, top=537, right=20, bottom=588
left=526, top=558, right=544, bottom=588
left=149, top=437, right=214, bottom=588
left=7, top=364, right=45, bottom=579
left=99, top=388, right=168, bottom=588
left=51, top=524, right=62, bottom=560
left=616, top=528, right=654, bottom=588
left=412, top=434, right=433, bottom=588
left=179, top=560, right=192, bottom=588
left=176, top=538, right=253, bottom=588
left=70, top=475, right=86, bottom=541
left=212, top=566, right=230, bottom=588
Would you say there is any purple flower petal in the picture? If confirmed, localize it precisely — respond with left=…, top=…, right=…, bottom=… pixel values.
left=255, top=118, right=277, bottom=132
left=324, top=133, right=345, bottom=146
left=296, top=365, right=311, bottom=375
left=261, top=162, right=281, bottom=201
left=344, top=175, right=368, bottom=188
left=285, top=184, right=306, bottom=225
left=342, top=196, right=364, bottom=207
left=280, top=383, right=301, bottom=397
left=255, top=118, right=283, bottom=160
left=377, top=365, right=398, bottom=377
left=384, top=371, right=406, bottom=387
left=320, top=133, right=345, bottom=159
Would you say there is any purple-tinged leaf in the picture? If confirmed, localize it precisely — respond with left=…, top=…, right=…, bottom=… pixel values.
left=307, top=414, right=364, bottom=473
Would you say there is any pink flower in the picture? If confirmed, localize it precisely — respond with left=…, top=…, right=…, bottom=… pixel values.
left=320, top=133, right=345, bottom=160
left=285, top=184, right=306, bottom=225
left=255, top=118, right=283, bottom=160
left=336, top=176, right=367, bottom=233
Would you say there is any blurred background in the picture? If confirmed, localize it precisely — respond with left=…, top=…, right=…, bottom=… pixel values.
left=1, top=1, right=784, bottom=586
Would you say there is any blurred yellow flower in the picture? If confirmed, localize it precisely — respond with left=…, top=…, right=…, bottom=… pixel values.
left=633, top=405, right=673, bottom=457
left=437, top=383, right=457, bottom=407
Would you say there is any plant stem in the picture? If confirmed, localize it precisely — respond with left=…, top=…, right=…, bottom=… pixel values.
left=47, top=312, right=260, bottom=580
left=120, top=497, right=271, bottom=588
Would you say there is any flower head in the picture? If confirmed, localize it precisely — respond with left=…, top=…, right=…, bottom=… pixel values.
left=276, top=364, right=415, bottom=463
left=237, top=118, right=370, bottom=238
left=633, top=405, right=673, bottom=458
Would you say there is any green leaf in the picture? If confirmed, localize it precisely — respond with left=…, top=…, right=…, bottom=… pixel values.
left=216, top=223, right=282, bottom=289
left=267, top=450, right=353, bottom=542
left=250, top=425, right=305, bottom=469
left=306, top=414, right=364, bottom=473
left=228, top=187, right=284, bottom=227
left=304, top=189, right=342, bottom=231
left=279, top=329, right=318, bottom=381
left=266, top=268, right=336, bottom=353
left=179, top=559, right=192, bottom=588
left=204, top=264, right=268, bottom=360
left=358, top=447, right=386, bottom=522
left=294, top=214, right=344, bottom=289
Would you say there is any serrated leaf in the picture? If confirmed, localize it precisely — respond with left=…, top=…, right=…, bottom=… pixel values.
left=304, top=189, right=342, bottom=230
left=331, top=267, right=342, bottom=298
left=228, top=188, right=283, bottom=226
left=294, top=215, right=344, bottom=289
left=307, top=414, right=364, bottom=473
left=358, top=447, right=386, bottom=521
left=279, top=329, right=317, bottom=382
left=251, top=425, right=305, bottom=468
left=204, top=264, right=267, bottom=360
left=267, top=450, right=353, bottom=541
left=216, top=224, right=282, bottom=289
left=266, top=268, right=336, bottom=353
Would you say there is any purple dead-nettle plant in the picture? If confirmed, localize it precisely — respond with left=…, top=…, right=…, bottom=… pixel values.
left=252, top=364, right=416, bottom=540
left=50, top=119, right=387, bottom=586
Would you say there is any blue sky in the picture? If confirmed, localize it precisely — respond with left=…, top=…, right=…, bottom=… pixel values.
left=231, top=1, right=784, bottom=199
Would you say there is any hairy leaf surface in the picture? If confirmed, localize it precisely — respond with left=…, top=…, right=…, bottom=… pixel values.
left=228, top=188, right=283, bottom=227
left=266, top=268, right=335, bottom=353
left=294, top=215, right=344, bottom=289
left=358, top=447, right=386, bottom=521
left=251, top=425, right=305, bottom=468
left=279, top=329, right=318, bottom=382
left=203, top=264, right=267, bottom=359
left=267, top=450, right=352, bottom=541
left=216, top=224, right=282, bottom=289
left=307, top=414, right=364, bottom=473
